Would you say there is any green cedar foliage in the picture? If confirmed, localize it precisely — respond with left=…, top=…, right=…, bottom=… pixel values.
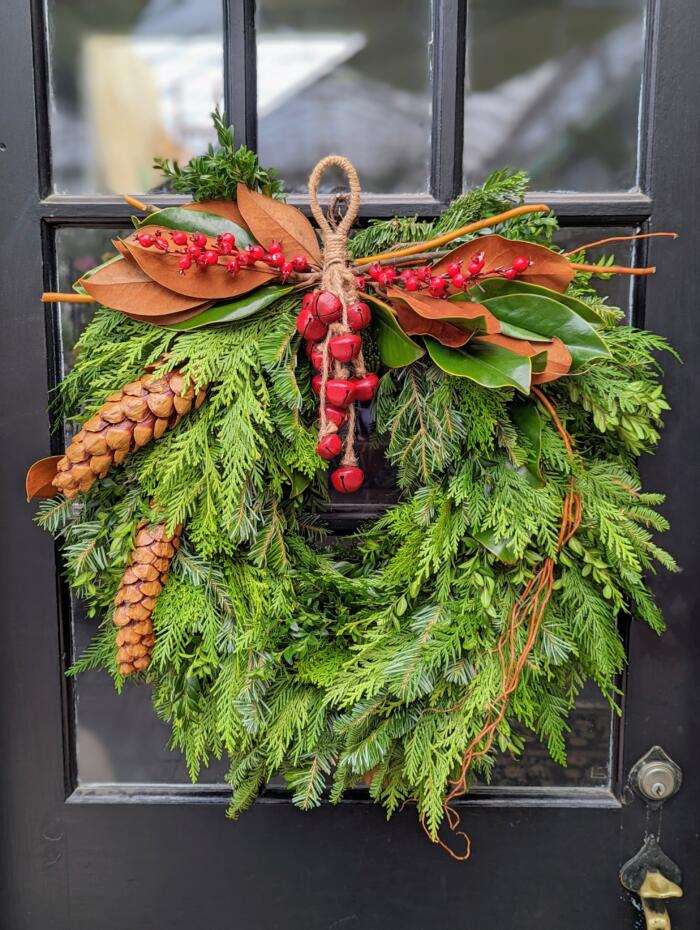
left=37, top=168, right=677, bottom=839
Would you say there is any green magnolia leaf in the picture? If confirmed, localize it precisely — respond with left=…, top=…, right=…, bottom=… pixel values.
left=468, top=277, right=603, bottom=325
left=472, top=528, right=519, bottom=564
left=511, top=403, right=544, bottom=487
left=425, top=337, right=531, bottom=394
left=366, top=295, right=425, bottom=368
left=137, top=207, right=256, bottom=249
left=477, top=293, right=609, bottom=369
left=162, top=284, right=293, bottom=331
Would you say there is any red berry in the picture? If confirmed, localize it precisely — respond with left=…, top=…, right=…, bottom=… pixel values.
left=220, top=232, right=235, bottom=248
left=226, top=259, right=240, bottom=276
left=325, top=404, right=348, bottom=428
left=325, top=379, right=356, bottom=407
left=405, top=277, right=420, bottom=292
left=154, top=236, right=170, bottom=251
left=450, top=272, right=466, bottom=289
left=269, top=239, right=283, bottom=253
left=268, top=251, right=285, bottom=268
left=311, top=374, right=322, bottom=395
left=178, top=254, right=192, bottom=271
left=292, top=255, right=309, bottom=272
left=136, top=232, right=154, bottom=248
left=237, top=251, right=251, bottom=266
left=196, top=253, right=209, bottom=267
left=467, top=252, right=485, bottom=276
left=280, top=261, right=295, bottom=280
left=429, top=276, right=446, bottom=291
left=503, top=267, right=518, bottom=280
left=309, top=345, right=324, bottom=370
left=316, top=433, right=342, bottom=460
left=415, top=266, right=431, bottom=282
left=203, top=250, right=219, bottom=266
left=191, top=233, right=207, bottom=248
left=218, top=239, right=233, bottom=255
left=315, top=291, right=343, bottom=324
left=171, top=230, right=188, bottom=246
left=329, top=333, right=362, bottom=364
left=511, top=256, right=530, bottom=273
left=187, top=245, right=202, bottom=258
left=354, top=275, right=368, bottom=291
left=331, top=466, right=365, bottom=494
left=296, top=308, right=328, bottom=342
left=377, top=267, right=396, bottom=287
left=352, top=373, right=379, bottom=402
left=346, top=301, right=371, bottom=330
left=446, top=261, right=462, bottom=277
left=368, top=262, right=383, bottom=280
left=248, top=244, right=265, bottom=262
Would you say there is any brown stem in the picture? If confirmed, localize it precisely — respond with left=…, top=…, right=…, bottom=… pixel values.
left=42, top=292, right=95, bottom=304
left=354, top=203, right=551, bottom=266
left=570, top=262, right=656, bottom=276
left=563, top=231, right=677, bottom=257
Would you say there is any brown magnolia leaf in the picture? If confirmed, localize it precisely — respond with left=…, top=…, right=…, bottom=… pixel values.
left=183, top=199, right=249, bottom=230
left=123, top=235, right=276, bottom=300
left=387, top=286, right=500, bottom=335
left=81, top=256, right=211, bottom=317
left=26, top=455, right=62, bottom=501
left=393, top=302, right=472, bottom=347
left=121, top=302, right=214, bottom=326
left=236, top=183, right=322, bottom=265
left=475, top=334, right=572, bottom=384
left=433, top=234, right=575, bottom=293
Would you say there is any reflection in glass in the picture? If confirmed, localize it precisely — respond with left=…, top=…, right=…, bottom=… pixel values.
left=46, top=0, right=224, bottom=194
left=256, top=1, right=432, bottom=194
left=464, top=0, right=646, bottom=191
left=554, top=226, right=635, bottom=319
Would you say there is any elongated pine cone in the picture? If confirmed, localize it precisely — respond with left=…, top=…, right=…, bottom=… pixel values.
left=113, top=520, right=182, bottom=676
left=52, top=370, right=206, bottom=498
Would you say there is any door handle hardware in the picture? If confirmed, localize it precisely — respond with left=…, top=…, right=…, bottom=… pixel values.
left=628, top=746, right=682, bottom=806
left=620, top=836, right=683, bottom=930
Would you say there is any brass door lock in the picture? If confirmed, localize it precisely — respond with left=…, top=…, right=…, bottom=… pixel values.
left=620, top=836, right=683, bottom=930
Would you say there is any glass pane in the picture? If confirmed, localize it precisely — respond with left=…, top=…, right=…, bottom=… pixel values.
left=57, top=226, right=624, bottom=788
left=46, top=0, right=224, bottom=194
left=255, top=0, right=432, bottom=194
left=554, top=226, right=635, bottom=318
left=464, top=0, right=647, bottom=191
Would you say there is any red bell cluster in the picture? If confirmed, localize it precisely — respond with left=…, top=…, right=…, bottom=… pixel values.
left=296, top=289, right=378, bottom=494
left=134, top=230, right=310, bottom=281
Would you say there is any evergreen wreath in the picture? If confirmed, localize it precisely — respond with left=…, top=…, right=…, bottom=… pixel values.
left=29, top=112, right=677, bottom=856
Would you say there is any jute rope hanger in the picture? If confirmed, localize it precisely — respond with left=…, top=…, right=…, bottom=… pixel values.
left=307, top=155, right=367, bottom=468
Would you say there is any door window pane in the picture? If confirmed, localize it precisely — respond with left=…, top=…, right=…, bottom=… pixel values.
left=464, top=0, right=647, bottom=191
left=46, top=0, right=224, bottom=194
left=56, top=226, right=628, bottom=789
left=256, top=0, right=432, bottom=194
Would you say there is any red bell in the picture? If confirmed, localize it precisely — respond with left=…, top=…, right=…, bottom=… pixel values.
left=315, top=290, right=343, bottom=324
left=316, top=433, right=342, bottom=460
left=329, top=333, right=362, bottom=363
left=308, top=344, right=324, bottom=370
left=296, top=307, right=327, bottom=342
left=352, top=373, right=379, bottom=402
left=325, top=379, right=356, bottom=407
left=331, top=466, right=365, bottom=494
left=346, top=301, right=371, bottom=330
left=325, top=404, right=348, bottom=428
left=302, top=291, right=319, bottom=315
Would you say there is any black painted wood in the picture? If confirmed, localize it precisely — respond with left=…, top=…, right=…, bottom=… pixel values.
left=2, top=0, right=699, bottom=927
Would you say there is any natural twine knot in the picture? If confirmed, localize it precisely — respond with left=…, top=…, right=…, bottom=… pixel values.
left=307, top=156, right=367, bottom=467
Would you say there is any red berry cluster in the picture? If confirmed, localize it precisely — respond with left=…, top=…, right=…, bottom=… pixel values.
left=296, top=290, right=378, bottom=494
left=366, top=250, right=531, bottom=299
left=134, top=230, right=310, bottom=282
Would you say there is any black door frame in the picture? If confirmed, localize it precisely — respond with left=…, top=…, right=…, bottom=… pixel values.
left=2, top=1, right=699, bottom=927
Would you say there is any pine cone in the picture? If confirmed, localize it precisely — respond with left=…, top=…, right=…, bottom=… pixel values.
left=52, top=370, right=206, bottom=498
left=113, top=520, right=182, bottom=676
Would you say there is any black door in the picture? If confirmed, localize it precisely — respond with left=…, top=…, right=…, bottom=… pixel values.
left=2, top=1, right=698, bottom=927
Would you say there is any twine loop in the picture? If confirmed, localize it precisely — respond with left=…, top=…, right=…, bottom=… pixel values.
left=307, top=156, right=367, bottom=466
